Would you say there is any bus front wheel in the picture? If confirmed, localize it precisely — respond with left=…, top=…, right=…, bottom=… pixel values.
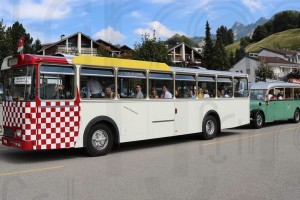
left=202, top=115, right=218, bottom=140
left=85, top=124, right=114, bottom=156
left=293, top=109, right=300, bottom=123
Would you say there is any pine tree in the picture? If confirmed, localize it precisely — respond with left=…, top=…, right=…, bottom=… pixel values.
left=202, top=21, right=214, bottom=69
left=0, top=19, right=7, bottom=64
left=213, top=29, right=230, bottom=71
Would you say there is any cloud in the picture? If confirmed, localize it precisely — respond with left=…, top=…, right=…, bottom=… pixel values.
left=242, top=0, right=263, bottom=12
left=93, top=26, right=126, bottom=44
left=0, top=0, right=73, bottom=21
left=146, top=0, right=178, bottom=3
left=130, top=11, right=142, bottom=18
left=134, top=21, right=187, bottom=39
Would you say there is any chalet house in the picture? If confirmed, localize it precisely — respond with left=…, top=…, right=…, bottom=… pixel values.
left=168, top=42, right=202, bottom=67
left=38, top=32, right=127, bottom=57
left=230, top=47, right=300, bottom=83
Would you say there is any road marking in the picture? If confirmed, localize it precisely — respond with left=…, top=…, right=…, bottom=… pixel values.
left=203, top=127, right=299, bottom=146
left=0, top=166, right=64, bottom=177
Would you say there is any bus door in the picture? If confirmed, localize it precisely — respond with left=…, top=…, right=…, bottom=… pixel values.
left=273, top=88, right=291, bottom=120
left=37, top=65, right=79, bottom=149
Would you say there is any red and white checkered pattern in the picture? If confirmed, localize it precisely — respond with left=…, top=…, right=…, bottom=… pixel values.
left=3, top=101, right=80, bottom=150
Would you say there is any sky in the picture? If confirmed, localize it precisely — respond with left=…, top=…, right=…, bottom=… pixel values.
left=0, top=0, right=299, bottom=48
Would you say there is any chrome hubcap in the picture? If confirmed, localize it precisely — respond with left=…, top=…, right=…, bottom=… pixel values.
left=257, top=115, right=263, bottom=125
left=92, top=130, right=108, bottom=150
left=206, top=120, right=215, bottom=135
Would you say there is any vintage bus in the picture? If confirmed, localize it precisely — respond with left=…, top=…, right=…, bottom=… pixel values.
left=1, top=54, right=249, bottom=156
left=250, top=82, right=300, bottom=128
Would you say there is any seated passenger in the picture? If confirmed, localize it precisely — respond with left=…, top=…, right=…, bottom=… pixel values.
left=197, top=88, right=203, bottom=98
left=54, top=84, right=65, bottom=99
left=105, top=86, right=115, bottom=98
left=161, top=84, right=172, bottom=98
left=188, top=89, right=195, bottom=98
left=151, top=87, right=159, bottom=99
left=203, top=89, right=210, bottom=98
left=135, top=84, right=144, bottom=99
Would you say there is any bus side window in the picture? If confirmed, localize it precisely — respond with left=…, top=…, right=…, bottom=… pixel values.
left=80, top=67, right=115, bottom=99
left=117, top=70, right=146, bottom=99
left=149, top=72, right=173, bottom=99
left=175, top=74, right=196, bottom=98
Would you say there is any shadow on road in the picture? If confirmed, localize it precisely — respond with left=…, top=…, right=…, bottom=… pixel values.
left=0, top=130, right=243, bottom=162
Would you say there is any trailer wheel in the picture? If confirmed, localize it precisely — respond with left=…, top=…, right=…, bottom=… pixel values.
left=293, top=109, right=300, bottom=123
left=253, top=112, right=264, bottom=129
left=85, top=124, right=114, bottom=156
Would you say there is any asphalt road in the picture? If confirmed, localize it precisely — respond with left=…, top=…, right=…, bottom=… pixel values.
left=1, top=121, right=300, bottom=200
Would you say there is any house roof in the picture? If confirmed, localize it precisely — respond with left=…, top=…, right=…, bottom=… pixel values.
left=167, top=42, right=202, bottom=58
left=260, top=47, right=298, bottom=57
left=38, top=32, right=108, bottom=53
left=258, top=56, right=298, bottom=65
left=95, top=39, right=123, bottom=52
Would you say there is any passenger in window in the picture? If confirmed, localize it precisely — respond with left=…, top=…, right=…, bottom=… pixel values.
left=203, top=89, right=210, bottom=98
left=188, top=89, right=195, bottom=98
left=161, top=84, right=172, bottom=98
left=151, top=87, right=159, bottom=99
left=197, top=88, right=203, bottom=98
left=277, top=90, right=283, bottom=100
left=105, top=86, right=115, bottom=99
left=54, top=84, right=65, bottom=99
left=87, top=77, right=103, bottom=98
left=5, top=89, right=12, bottom=101
left=221, top=89, right=230, bottom=98
left=135, top=84, right=144, bottom=99
left=235, top=79, right=244, bottom=95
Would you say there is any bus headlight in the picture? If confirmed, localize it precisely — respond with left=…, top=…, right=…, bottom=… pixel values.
left=16, top=129, right=22, bottom=138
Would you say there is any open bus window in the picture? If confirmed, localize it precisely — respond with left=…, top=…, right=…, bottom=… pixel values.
left=149, top=72, right=173, bottom=99
left=80, top=67, right=115, bottom=99
left=118, top=70, right=146, bottom=99
left=233, top=77, right=248, bottom=97
left=216, top=77, right=232, bottom=98
left=6, top=66, right=36, bottom=101
left=39, top=65, right=75, bottom=100
left=198, top=75, right=215, bottom=98
left=175, top=74, right=196, bottom=98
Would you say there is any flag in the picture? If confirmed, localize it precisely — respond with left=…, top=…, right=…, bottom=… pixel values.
left=17, top=36, right=25, bottom=53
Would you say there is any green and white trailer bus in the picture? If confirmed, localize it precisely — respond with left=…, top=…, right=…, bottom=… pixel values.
left=250, top=82, right=300, bottom=128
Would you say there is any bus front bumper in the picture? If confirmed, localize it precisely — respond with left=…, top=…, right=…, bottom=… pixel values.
left=2, top=137, right=33, bottom=150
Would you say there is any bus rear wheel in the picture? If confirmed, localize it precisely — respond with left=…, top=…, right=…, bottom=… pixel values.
left=202, top=115, right=218, bottom=140
left=253, top=112, right=264, bottom=129
left=293, top=109, right=300, bottom=123
left=85, top=124, right=114, bottom=156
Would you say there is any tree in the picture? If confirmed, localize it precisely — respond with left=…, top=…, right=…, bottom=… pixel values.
left=212, top=28, right=230, bottom=71
left=251, top=25, right=268, bottom=42
left=255, top=59, right=275, bottom=82
left=5, top=21, right=35, bottom=54
left=165, top=34, right=194, bottom=47
left=0, top=19, right=7, bottom=64
left=240, top=36, right=251, bottom=48
left=201, top=21, right=214, bottom=69
left=133, top=31, right=168, bottom=63
left=235, top=47, right=246, bottom=63
left=272, top=10, right=299, bottom=33
left=216, top=26, right=234, bottom=46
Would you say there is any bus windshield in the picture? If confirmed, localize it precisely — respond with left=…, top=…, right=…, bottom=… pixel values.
left=250, top=89, right=267, bottom=100
left=6, top=66, right=35, bottom=101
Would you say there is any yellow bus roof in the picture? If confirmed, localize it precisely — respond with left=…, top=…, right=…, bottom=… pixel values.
left=72, top=55, right=171, bottom=71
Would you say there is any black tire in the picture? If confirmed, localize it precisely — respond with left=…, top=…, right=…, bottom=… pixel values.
left=253, top=112, right=264, bottom=129
left=293, top=109, right=300, bottom=123
left=202, top=115, right=218, bottom=140
left=85, top=124, right=114, bottom=156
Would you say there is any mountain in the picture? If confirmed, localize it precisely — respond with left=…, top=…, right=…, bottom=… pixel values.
left=231, top=17, right=269, bottom=40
